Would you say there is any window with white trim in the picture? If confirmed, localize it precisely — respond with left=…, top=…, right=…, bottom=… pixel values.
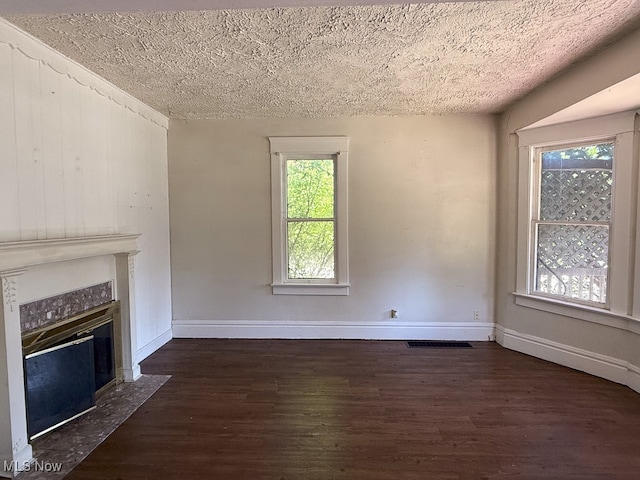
left=269, top=137, right=349, bottom=295
left=532, top=141, right=614, bottom=305
left=515, top=112, right=637, bottom=318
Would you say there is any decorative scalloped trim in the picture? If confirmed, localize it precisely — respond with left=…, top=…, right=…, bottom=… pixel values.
left=0, top=17, right=168, bottom=129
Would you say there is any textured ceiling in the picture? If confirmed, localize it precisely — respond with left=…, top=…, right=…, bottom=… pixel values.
left=0, top=0, right=504, bottom=15
left=6, top=0, right=640, bottom=119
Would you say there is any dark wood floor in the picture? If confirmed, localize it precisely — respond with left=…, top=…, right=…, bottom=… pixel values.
left=65, top=340, right=640, bottom=480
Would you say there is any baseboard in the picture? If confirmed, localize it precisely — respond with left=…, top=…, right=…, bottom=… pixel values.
left=628, top=363, right=640, bottom=394
left=171, top=320, right=495, bottom=341
left=137, top=328, right=173, bottom=361
left=496, top=325, right=636, bottom=389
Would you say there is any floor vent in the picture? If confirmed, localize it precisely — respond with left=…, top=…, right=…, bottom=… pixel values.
left=406, top=341, right=473, bottom=348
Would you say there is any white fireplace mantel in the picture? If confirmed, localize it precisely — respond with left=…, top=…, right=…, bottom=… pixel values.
left=0, top=234, right=140, bottom=271
left=0, top=234, right=141, bottom=478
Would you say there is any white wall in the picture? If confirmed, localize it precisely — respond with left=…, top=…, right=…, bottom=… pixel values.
left=19, top=255, right=115, bottom=304
left=0, top=18, right=172, bottom=359
left=169, top=115, right=496, bottom=339
left=496, top=27, right=640, bottom=392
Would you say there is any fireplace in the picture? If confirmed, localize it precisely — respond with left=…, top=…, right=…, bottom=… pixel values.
left=0, top=235, right=141, bottom=478
left=22, top=301, right=118, bottom=440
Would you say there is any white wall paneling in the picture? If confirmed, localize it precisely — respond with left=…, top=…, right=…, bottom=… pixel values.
left=0, top=21, right=172, bottom=470
left=0, top=41, right=20, bottom=239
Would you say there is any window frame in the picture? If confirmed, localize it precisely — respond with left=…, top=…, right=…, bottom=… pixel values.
left=285, top=155, right=337, bottom=282
left=269, top=136, right=350, bottom=295
left=515, top=112, right=637, bottom=322
left=529, top=139, right=615, bottom=308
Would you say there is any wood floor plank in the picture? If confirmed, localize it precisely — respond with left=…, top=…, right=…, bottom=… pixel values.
left=64, top=340, right=640, bottom=479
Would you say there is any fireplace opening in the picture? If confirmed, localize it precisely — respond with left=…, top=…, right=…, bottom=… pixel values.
left=22, top=301, right=118, bottom=440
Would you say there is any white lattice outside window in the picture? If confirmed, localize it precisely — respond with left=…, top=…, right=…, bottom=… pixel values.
left=532, top=142, right=613, bottom=305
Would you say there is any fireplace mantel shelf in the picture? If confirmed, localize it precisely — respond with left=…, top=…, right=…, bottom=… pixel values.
left=0, top=234, right=140, bottom=272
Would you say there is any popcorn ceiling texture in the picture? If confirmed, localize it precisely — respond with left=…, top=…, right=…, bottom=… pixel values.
left=6, top=0, right=640, bottom=119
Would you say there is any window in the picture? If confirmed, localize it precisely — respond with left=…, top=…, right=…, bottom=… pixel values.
left=515, top=112, right=637, bottom=320
left=269, top=137, right=349, bottom=295
left=286, top=157, right=336, bottom=280
left=532, top=141, right=614, bottom=305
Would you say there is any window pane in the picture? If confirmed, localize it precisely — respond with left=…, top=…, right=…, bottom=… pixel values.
left=287, top=159, right=334, bottom=219
left=540, top=143, right=613, bottom=222
left=288, top=221, right=335, bottom=279
left=535, top=224, right=608, bottom=303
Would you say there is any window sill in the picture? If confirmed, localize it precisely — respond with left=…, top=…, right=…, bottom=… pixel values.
left=272, top=283, right=350, bottom=296
left=513, top=292, right=640, bottom=334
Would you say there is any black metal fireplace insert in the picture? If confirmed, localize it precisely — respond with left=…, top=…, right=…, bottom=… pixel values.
left=22, top=301, right=118, bottom=440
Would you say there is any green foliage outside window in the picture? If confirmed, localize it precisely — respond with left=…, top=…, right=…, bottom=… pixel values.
left=542, top=143, right=613, bottom=163
left=286, top=159, right=335, bottom=279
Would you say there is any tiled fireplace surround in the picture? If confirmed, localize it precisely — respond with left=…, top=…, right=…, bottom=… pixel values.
left=0, top=235, right=141, bottom=478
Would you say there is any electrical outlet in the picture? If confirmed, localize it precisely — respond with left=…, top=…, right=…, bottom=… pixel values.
left=473, top=310, right=480, bottom=321
left=391, top=309, right=398, bottom=319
